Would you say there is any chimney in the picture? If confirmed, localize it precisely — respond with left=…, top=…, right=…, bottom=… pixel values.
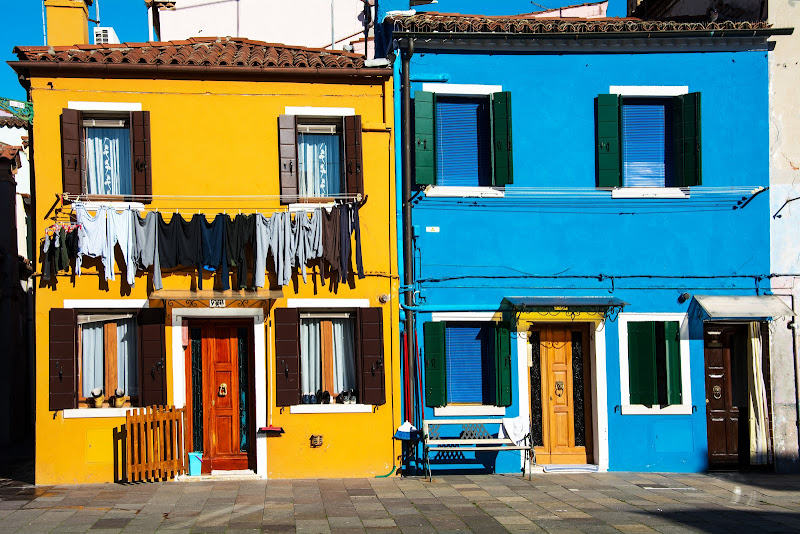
left=45, top=0, right=92, bottom=46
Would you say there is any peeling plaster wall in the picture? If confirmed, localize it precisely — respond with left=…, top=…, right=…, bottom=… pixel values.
left=768, top=1, right=800, bottom=473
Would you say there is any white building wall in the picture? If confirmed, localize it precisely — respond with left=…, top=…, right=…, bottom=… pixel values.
left=155, top=0, right=371, bottom=52
left=0, top=123, right=31, bottom=265
left=768, top=2, right=800, bottom=473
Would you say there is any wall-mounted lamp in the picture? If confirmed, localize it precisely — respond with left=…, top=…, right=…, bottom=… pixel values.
left=677, top=292, right=692, bottom=304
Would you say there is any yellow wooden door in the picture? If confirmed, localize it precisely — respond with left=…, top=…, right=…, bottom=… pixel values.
left=533, top=324, right=592, bottom=464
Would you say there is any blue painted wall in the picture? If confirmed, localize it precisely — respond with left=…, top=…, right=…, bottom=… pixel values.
left=398, top=45, right=771, bottom=473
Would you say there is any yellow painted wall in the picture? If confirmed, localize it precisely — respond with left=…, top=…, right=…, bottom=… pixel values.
left=30, top=73, right=398, bottom=484
left=45, top=0, right=90, bottom=47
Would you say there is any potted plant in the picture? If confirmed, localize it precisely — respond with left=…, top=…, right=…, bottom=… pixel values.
left=113, top=388, right=126, bottom=408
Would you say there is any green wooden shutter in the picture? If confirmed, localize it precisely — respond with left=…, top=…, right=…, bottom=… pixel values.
left=673, top=92, right=701, bottom=187
left=424, top=321, right=447, bottom=407
left=597, top=94, right=622, bottom=188
left=492, top=91, right=513, bottom=186
left=627, top=322, right=657, bottom=405
left=494, top=323, right=512, bottom=407
left=414, top=91, right=436, bottom=186
left=664, top=321, right=682, bottom=405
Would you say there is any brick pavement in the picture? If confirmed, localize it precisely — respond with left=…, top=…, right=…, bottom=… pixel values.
left=1, top=470, right=799, bottom=533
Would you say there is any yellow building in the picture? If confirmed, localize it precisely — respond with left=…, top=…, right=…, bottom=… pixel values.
left=12, top=1, right=398, bottom=484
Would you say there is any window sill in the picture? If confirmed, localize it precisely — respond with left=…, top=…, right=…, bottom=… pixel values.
left=74, top=200, right=146, bottom=211
left=620, top=404, right=693, bottom=415
left=610, top=187, right=689, bottom=199
left=434, top=405, right=506, bottom=417
left=62, top=407, right=137, bottom=419
left=424, top=186, right=505, bottom=198
left=289, top=404, right=373, bottom=414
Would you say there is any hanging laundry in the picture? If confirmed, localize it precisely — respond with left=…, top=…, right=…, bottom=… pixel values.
left=134, top=211, right=162, bottom=290
left=158, top=213, right=202, bottom=276
left=254, top=213, right=273, bottom=289
left=200, top=214, right=229, bottom=290
left=292, top=210, right=323, bottom=283
left=339, top=201, right=365, bottom=282
left=226, top=213, right=255, bottom=290
left=41, top=233, right=53, bottom=281
left=76, top=204, right=116, bottom=281
left=270, top=211, right=294, bottom=287
left=110, top=209, right=138, bottom=287
left=321, top=205, right=340, bottom=284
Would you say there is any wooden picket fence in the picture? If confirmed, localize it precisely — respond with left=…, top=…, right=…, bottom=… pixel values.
left=126, top=405, right=189, bottom=482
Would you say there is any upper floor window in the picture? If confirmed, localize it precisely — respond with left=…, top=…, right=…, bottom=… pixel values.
left=278, top=113, right=363, bottom=203
left=414, top=88, right=513, bottom=188
left=423, top=320, right=512, bottom=408
left=60, top=107, right=152, bottom=202
left=297, top=121, right=344, bottom=197
left=597, top=91, right=701, bottom=188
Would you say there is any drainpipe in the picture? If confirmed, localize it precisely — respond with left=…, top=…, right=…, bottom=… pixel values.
left=401, top=38, right=415, bottom=424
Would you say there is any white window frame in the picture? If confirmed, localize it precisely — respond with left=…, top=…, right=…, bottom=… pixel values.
left=67, top=101, right=145, bottom=207
left=421, top=83, right=506, bottom=198
left=617, top=312, right=693, bottom=415
left=60, top=299, right=148, bottom=419
left=608, top=85, right=691, bottom=198
left=286, top=299, right=373, bottom=413
left=429, top=311, right=507, bottom=416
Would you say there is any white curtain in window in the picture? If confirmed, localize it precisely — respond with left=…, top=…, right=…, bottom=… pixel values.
left=332, top=318, right=356, bottom=394
left=300, top=319, right=322, bottom=402
left=86, top=127, right=132, bottom=196
left=117, top=318, right=138, bottom=396
left=298, top=133, right=341, bottom=197
left=81, top=322, right=105, bottom=397
left=748, top=322, right=771, bottom=465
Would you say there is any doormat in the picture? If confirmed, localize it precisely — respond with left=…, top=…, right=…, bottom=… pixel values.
left=541, top=464, right=600, bottom=473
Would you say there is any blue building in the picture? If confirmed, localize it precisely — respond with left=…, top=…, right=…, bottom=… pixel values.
left=381, top=0, right=795, bottom=474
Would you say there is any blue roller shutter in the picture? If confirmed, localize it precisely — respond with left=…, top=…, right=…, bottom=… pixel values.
left=435, top=96, right=492, bottom=187
left=445, top=323, right=493, bottom=404
left=621, top=99, right=674, bottom=187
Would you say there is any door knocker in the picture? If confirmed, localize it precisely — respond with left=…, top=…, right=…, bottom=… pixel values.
left=712, top=385, right=722, bottom=400
left=555, top=380, right=565, bottom=397
left=218, top=383, right=228, bottom=397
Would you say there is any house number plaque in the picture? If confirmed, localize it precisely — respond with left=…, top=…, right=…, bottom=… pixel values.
left=209, top=299, right=226, bottom=308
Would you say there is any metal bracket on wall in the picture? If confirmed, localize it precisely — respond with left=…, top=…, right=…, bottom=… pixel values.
left=0, top=97, right=33, bottom=122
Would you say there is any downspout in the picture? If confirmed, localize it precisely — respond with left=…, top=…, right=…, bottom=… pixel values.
left=401, top=38, right=415, bottom=426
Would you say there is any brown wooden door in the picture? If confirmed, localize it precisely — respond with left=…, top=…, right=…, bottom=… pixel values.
left=532, top=324, right=592, bottom=464
left=704, top=324, right=749, bottom=469
left=200, top=323, right=251, bottom=472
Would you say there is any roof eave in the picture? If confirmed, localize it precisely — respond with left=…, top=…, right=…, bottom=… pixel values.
left=8, top=61, right=393, bottom=81
left=392, top=27, right=793, bottom=41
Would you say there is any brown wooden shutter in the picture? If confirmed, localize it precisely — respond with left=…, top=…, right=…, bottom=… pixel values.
left=61, top=108, right=83, bottom=196
left=138, top=308, right=166, bottom=407
left=358, top=307, right=385, bottom=406
left=49, top=308, right=77, bottom=411
left=131, top=111, right=153, bottom=203
left=278, top=115, right=298, bottom=204
left=274, top=308, right=301, bottom=406
left=344, top=115, right=364, bottom=196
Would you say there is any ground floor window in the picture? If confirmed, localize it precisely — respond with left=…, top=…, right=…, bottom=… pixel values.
left=423, top=320, right=511, bottom=408
left=300, top=313, right=357, bottom=404
left=78, top=313, right=138, bottom=403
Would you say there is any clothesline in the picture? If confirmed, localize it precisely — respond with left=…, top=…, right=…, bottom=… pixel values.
left=61, top=192, right=364, bottom=201
left=42, top=201, right=367, bottom=292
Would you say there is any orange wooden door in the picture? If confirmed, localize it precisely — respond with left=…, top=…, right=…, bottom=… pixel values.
left=533, top=324, right=592, bottom=464
left=202, top=323, right=248, bottom=471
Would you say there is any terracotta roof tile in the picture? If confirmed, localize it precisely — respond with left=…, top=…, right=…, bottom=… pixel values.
left=0, top=141, right=22, bottom=162
left=13, top=37, right=369, bottom=70
left=386, top=11, right=772, bottom=33
left=0, top=116, right=29, bottom=129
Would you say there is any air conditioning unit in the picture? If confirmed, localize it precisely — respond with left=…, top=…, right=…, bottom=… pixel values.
left=94, top=27, right=120, bottom=45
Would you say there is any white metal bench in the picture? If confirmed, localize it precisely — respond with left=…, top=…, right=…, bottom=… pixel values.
left=422, top=419, right=533, bottom=481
